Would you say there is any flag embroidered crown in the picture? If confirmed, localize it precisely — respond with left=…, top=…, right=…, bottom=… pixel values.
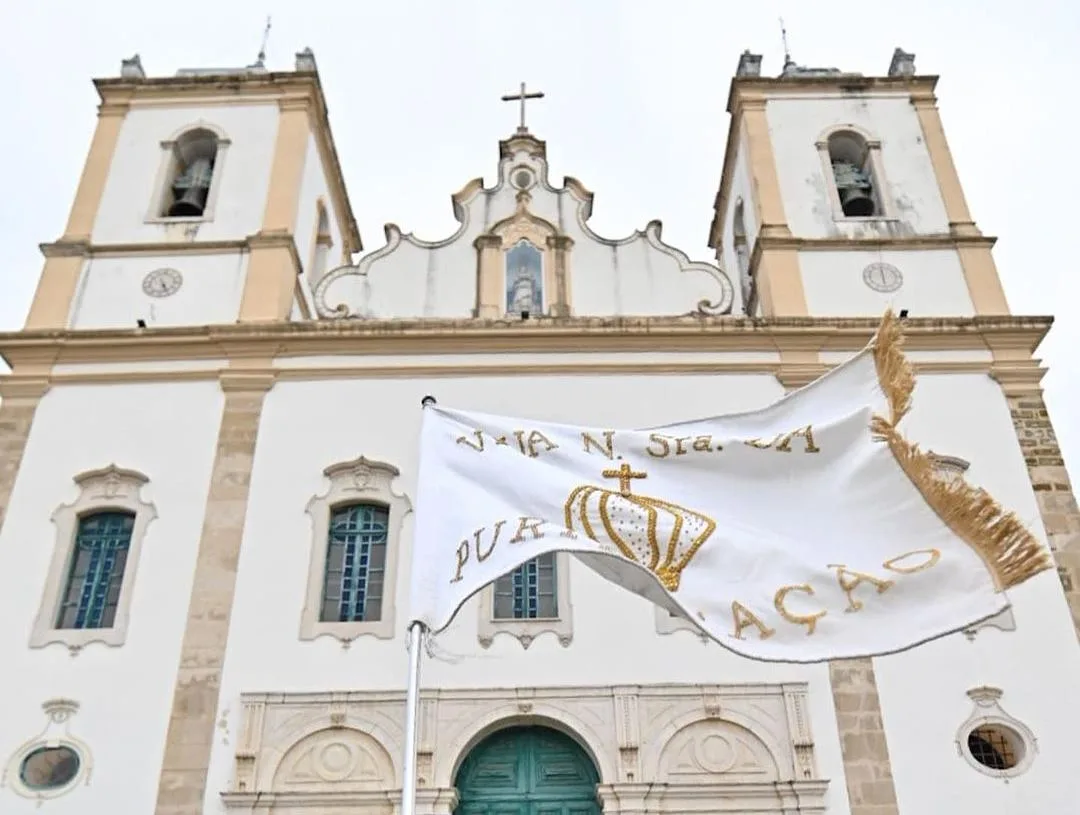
left=564, top=462, right=716, bottom=591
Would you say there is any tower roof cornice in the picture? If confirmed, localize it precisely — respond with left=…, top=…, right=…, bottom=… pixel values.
left=725, top=74, right=940, bottom=115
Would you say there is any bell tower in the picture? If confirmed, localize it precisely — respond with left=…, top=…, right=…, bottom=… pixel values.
left=23, top=50, right=361, bottom=331
left=707, top=48, right=1009, bottom=319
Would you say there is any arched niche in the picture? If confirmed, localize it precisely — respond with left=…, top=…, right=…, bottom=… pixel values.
left=657, top=718, right=779, bottom=783
left=270, top=726, right=395, bottom=793
left=475, top=203, right=571, bottom=319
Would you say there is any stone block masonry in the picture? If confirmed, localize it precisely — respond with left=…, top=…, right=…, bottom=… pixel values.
left=154, top=381, right=271, bottom=815
left=829, top=659, right=899, bottom=815
left=1007, top=393, right=1080, bottom=637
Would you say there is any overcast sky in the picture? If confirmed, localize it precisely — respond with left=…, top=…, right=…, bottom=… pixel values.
left=1, top=1, right=1077, bottom=475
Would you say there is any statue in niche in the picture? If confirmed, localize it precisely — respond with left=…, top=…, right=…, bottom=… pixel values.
left=505, top=239, right=544, bottom=315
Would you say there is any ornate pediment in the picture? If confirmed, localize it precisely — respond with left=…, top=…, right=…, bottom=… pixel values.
left=312, top=133, right=733, bottom=321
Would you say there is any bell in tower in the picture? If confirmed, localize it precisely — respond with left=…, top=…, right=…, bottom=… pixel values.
left=831, top=160, right=877, bottom=217
left=167, top=155, right=215, bottom=217
left=161, top=128, right=220, bottom=218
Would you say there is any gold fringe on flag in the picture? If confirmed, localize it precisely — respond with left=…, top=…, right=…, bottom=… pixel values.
left=870, top=310, right=1052, bottom=592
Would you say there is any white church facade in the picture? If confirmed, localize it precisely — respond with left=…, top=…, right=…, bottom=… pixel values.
left=0, top=45, right=1078, bottom=815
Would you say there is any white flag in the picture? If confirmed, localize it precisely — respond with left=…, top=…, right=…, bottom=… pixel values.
left=408, top=313, right=1051, bottom=663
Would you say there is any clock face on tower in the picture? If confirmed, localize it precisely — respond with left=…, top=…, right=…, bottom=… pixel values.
left=141, top=268, right=183, bottom=298
left=861, top=262, right=903, bottom=293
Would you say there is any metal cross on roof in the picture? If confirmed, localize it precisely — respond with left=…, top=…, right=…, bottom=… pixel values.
left=501, top=82, right=545, bottom=133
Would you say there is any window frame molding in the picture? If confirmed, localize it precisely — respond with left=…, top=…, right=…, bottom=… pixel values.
left=956, top=686, right=1038, bottom=779
left=301, top=456, right=411, bottom=645
left=477, top=552, right=573, bottom=649
left=816, top=124, right=895, bottom=222
left=145, top=122, right=231, bottom=225
left=4, top=699, right=92, bottom=802
left=30, top=464, right=157, bottom=653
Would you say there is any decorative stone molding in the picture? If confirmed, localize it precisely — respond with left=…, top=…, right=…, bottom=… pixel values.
left=222, top=683, right=826, bottom=813
left=654, top=605, right=709, bottom=642
left=2, top=698, right=92, bottom=802
left=301, top=456, right=411, bottom=645
left=120, top=54, right=146, bottom=79
left=637, top=221, right=733, bottom=316
left=481, top=196, right=561, bottom=319
left=963, top=607, right=1017, bottom=640
left=928, top=451, right=971, bottom=479
left=30, top=465, right=157, bottom=653
left=309, top=133, right=736, bottom=322
left=476, top=553, right=573, bottom=649
left=956, top=686, right=1037, bottom=779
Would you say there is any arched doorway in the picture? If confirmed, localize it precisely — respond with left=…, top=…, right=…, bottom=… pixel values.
left=455, top=726, right=600, bottom=815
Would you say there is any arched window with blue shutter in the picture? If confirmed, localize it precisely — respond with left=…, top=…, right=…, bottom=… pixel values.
left=56, top=511, right=135, bottom=630
left=320, top=503, right=388, bottom=623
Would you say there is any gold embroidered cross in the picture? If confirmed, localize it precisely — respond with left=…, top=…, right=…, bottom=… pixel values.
left=602, top=462, right=647, bottom=496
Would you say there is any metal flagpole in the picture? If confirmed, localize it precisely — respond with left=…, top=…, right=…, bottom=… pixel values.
left=402, top=394, right=438, bottom=815
left=401, top=620, right=426, bottom=815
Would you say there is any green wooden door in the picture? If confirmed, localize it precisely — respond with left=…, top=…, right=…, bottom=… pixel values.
left=455, top=726, right=600, bottom=815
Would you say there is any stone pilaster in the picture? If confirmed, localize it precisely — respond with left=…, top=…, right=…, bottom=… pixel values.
left=828, top=659, right=899, bottom=815
left=0, top=378, right=49, bottom=535
left=1005, top=391, right=1080, bottom=636
left=546, top=234, right=574, bottom=317
left=154, top=372, right=274, bottom=814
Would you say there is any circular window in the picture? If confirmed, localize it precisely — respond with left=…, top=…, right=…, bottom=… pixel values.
left=512, top=168, right=534, bottom=190
left=19, top=745, right=81, bottom=791
left=966, top=725, right=1022, bottom=771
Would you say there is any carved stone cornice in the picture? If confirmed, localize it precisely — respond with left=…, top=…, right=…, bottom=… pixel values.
left=0, top=315, right=1054, bottom=372
left=774, top=364, right=829, bottom=391
left=218, top=371, right=277, bottom=393
left=989, top=360, right=1047, bottom=396
left=39, top=239, right=91, bottom=259
left=472, top=234, right=502, bottom=250
left=0, top=376, right=51, bottom=400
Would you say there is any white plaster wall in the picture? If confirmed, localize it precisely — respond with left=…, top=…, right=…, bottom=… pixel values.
left=872, top=373, right=1080, bottom=814
left=766, top=95, right=950, bottom=238
left=69, top=251, right=248, bottom=329
left=567, top=225, right=731, bottom=317
left=321, top=220, right=483, bottom=319
left=294, top=131, right=344, bottom=284
left=799, top=248, right=975, bottom=317
left=204, top=369, right=851, bottom=813
left=719, top=136, right=758, bottom=314
left=323, top=144, right=734, bottom=320
left=92, top=104, right=279, bottom=244
left=0, top=381, right=223, bottom=815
